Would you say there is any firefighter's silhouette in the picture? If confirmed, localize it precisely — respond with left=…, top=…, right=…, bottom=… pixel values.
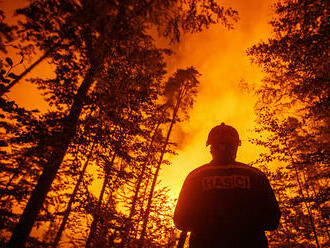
left=174, top=123, right=281, bottom=248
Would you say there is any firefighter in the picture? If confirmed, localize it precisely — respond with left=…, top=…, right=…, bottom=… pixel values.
left=174, top=123, right=281, bottom=248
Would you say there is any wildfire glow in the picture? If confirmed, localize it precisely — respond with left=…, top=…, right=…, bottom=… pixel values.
left=161, top=0, right=274, bottom=199
left=2, top=0, right=275, bottom=201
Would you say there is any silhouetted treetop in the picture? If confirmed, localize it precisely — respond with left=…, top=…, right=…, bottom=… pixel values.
left=248, top=1, right=329, bottom=247
left=2, top=1, right=239, bottom=247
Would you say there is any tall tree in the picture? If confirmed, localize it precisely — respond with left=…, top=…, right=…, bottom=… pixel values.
left=52, top=140, right=96, bottom=248
left=120, top=106, right=167, bottom=247
left=139, top=67, right=200, bottom=247
left=247, top=0, right=329, bottom=247
left=5, top=1, right=238, bottom=247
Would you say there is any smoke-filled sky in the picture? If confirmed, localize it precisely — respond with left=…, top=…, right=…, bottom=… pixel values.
left=160, top=0, right=274, bottom=199
left=1, top=0, right=275, bottom=200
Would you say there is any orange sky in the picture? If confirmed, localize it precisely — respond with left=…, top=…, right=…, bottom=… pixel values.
left=161, top=0, right=274, bottom=199
left=1, top=0, right=275, bottom=200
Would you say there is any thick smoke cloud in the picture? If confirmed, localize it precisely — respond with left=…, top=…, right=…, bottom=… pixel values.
left=161, top=0, right=274, bottom=199
left=1, top=0, right=275, bottom=200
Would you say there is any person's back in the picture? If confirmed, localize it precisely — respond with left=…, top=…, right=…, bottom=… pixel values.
left=174, top=123, right=281, bottom=248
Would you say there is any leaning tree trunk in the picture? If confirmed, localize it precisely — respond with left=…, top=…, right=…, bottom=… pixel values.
left=7, top=65, right=98, bottom=248
left=135, top=174, right=152, bottom=239
left=120, top=119, right=162, bottom=247
left=286, top=142, right=320, bottom=248
left=138, top=91, right=183, bottom=248
left=85, top=152, right=117, bottom=248
left=301, top=168, right=330, bottom=241
left=291, top=158, right=320, bottom=248
left=52, top=142, right=96, bottom=248
left=98, top=157, right=125, bottom=242
left=7, top=5, right=126, bottom=243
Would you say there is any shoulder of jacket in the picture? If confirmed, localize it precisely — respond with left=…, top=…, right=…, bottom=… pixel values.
left=187, top=163, right=210, bottom=178
left=185, top=162, right=267, bottom=180
left=233, top=162, right=267, bottom=177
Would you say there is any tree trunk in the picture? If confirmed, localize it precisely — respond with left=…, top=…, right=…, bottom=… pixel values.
left=120, top=120, right=162, bottom=247
left=85, top=152, right=116, bottom=248
left=302, top=169, right=330, bottom=241
left=7, top=66, right=97, bottom=248
left=138, top=92, right=183, bottom=247
left=136, top=176, right=151, bottom=238
left=52, top=142, right=96, bottom=248
left=290, top=156, right=320, bottom=248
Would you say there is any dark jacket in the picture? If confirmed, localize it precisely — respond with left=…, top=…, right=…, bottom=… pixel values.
left=174, top=162, right=281, bottom=248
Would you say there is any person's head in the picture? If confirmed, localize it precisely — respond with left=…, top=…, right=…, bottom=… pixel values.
left=206, top=123, right=241, bottom=164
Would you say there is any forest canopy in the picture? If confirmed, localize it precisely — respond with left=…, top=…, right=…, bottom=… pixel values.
left=248, top=0, right=329, bottom=247
left=0, top=0, right=328, bottom=247
left=0, top=0, right=238, bottom=247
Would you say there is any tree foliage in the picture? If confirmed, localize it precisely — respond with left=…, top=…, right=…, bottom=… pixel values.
left=0, top=0, right=238, bottom=247
left=248, top=0, right=329, bottom=247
